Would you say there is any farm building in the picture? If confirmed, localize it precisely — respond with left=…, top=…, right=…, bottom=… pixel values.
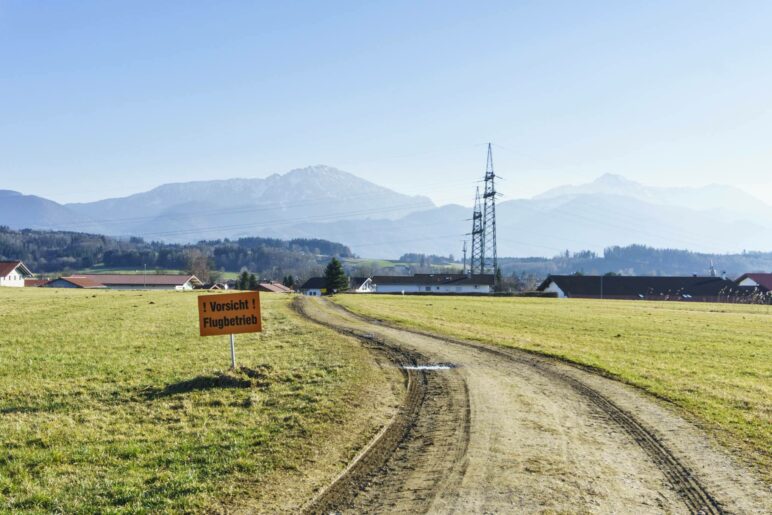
left=24, top=279, right=49, bottom=287
left=735, top=273, right=772, bottom=292
left=350, top=277, right=375, bottom=293
left=72, top=274, right=203, bottom=290
left=299, top=277, right=326, bottom=296
left=44, top=277, right=107, bottom=289
left=257, top=281, right=293, bottom=293
left=371, top=274, right=494, bottom=294
left=0, top=261, right=33, bottom=287
left=537, top=275, right=747, bottom=302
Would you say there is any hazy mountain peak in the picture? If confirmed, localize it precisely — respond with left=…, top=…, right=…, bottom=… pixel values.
left=285, top=164, right=348, bottom=177
left=592, top=173, right=639, bottom=187
left=0, top=190, right=23, bottom=198
left=46, top=165, right=435, bottom=240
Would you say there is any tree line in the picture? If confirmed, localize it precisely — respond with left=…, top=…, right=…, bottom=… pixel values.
left=0, top=226, right=352, bottom=282
left=498, top=244, right=772, bottom=278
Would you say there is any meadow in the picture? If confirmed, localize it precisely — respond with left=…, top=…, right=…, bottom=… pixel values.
left=0, top=289, right=398, bottom=513
left=336, top=295, right=772, bottom=479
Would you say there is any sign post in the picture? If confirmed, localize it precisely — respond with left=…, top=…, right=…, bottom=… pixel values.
left=230, top=334, right=236, bottom=369
left=197, top=291, right=262, bottom=368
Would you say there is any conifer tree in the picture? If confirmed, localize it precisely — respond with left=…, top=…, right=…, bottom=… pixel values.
left=324, top=258, right=348, bottom=294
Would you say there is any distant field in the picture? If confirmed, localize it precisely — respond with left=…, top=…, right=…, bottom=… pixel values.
left=0, top=289, right=397, bottom=512
left=336, top=295, right=772, bottom=478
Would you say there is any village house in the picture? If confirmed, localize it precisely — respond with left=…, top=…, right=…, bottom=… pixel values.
left=735, top=273, right=772, bottom=293
left=537, top=275, right=747, bottom=302
left=299, top=277, right=326, bottom=296
left=371, top=274, right=494, bottom=294
left=0, top=261, right=33, bottom=287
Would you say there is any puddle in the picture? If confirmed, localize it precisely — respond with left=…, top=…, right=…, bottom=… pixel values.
left=402, top=363, right=457, bottom=371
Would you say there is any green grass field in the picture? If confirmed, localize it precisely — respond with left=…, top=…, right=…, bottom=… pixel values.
left=336, top=295, right=772, bottom=478
left=0, top=289, right=396, bottom=513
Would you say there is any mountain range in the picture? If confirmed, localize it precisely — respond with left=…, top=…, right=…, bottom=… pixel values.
left=2, top=167, right=771, bottom=258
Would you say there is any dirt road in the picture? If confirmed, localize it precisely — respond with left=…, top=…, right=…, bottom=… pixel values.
left=297, top=297, right=769, bottom=514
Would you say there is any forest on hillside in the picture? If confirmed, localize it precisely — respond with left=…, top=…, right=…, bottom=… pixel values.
left=498, top=245, right=772, bottom=279
left=0, top=226, right=352, bottom=281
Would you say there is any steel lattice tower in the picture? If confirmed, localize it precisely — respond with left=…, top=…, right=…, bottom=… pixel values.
left=469, top=187, right=484, bottom=275
left=482, top=143, right=498, bottom=275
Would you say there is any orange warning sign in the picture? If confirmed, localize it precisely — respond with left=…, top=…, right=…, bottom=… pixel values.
left=197, top=291, right=262, bottom=336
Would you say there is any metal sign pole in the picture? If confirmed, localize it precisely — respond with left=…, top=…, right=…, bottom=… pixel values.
left=230, top=334, right=236, bottom=369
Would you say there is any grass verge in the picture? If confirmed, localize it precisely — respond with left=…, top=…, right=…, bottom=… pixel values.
left=0, top=289, right=399, bottom=513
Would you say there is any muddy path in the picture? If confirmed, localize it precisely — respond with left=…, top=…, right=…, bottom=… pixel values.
left=297, top=297, right=770, bottom=514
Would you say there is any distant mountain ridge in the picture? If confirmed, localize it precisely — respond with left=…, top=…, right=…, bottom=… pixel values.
left=1, top=166, right=434, bottom=240
left=0, top=190, right=101, bottom=232
left=536, top=173, right=772, bottom=220
left=3, top=168, right=772, bottom=258
left=270, top=174, right=772, bottom=257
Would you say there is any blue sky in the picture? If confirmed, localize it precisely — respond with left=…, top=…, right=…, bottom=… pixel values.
left=1, top=1, right=771, bottom=206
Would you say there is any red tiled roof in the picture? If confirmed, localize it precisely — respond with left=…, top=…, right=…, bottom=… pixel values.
left=50, top=276, right=107, bottom=289
left=736, top=273, right=772, bottom=291
left=0, top=260, right=32, bottom=277
left=257, top=282, right=293, bottom=293
left=76, top=274, right=202, bottom=286
left=24, top=279, right=49, bottom=287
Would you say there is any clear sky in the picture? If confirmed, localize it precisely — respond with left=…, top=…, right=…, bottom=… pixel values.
left=1, top=1, right=771, bottom=206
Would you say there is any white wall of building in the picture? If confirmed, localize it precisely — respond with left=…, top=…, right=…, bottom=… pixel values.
left=0, top=270, right=25, bottom=287
left=354, top=278, right=375, bottom=293
left=542, top=281, right=566, bottom=298
left=739, top=277, right=759, bottom=287
left=375, top=283, right=491, bottom=294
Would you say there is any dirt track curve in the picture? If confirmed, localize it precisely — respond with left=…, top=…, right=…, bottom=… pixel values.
left=296, top=297, right=770, bottom=514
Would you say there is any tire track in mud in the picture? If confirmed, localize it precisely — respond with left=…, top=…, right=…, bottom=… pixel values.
left=293, top=299, right=470, bottom=514
left=327, top=299, right=724, bottom=515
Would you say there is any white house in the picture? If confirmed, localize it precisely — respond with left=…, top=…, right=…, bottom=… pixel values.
left=299, top=277, right=326, bottom=296
left=372, top=274, right=494, bottom=294
left=0, top=261, right=33, bottom=287
left=735, top=273, right=772, bottom=292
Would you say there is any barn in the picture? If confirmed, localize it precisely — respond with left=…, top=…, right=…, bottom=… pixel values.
left=537, top=275, right=747, bottom=302
left=72, top=274, right=203, bottom=290
left=0, top=261, right=33, bottom=288
left=44, top=277, right=107, bottom=289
